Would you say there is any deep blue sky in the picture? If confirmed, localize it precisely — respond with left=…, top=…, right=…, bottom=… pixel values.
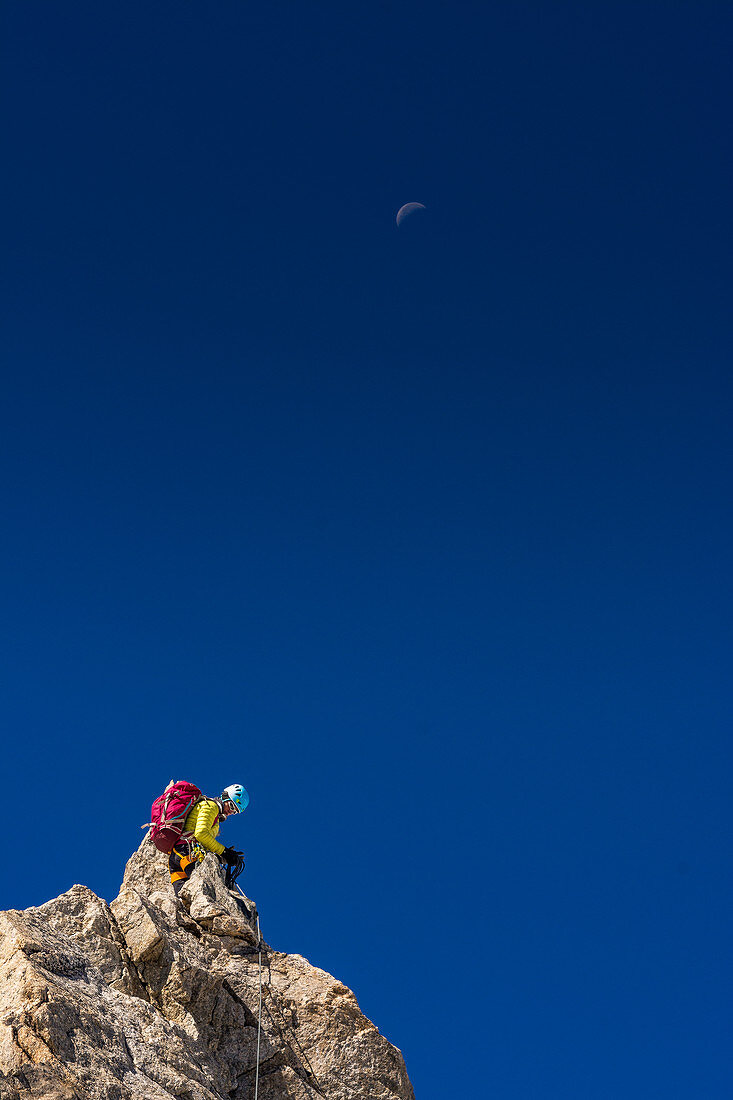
left=2, top=3, right=731, bottom=1097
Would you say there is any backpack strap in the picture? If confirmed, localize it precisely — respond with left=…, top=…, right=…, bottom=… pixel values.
left=178, top=796, right=202, bottom=842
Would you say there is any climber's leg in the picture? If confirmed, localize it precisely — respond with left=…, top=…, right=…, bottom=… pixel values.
left=169, top=844, right=200, bottom=896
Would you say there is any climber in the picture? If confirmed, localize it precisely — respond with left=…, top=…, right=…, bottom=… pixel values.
left=168, top=783, right=248, bottom=898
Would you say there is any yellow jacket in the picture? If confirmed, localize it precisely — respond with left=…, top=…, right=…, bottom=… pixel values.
left=183, top=798, right=225, bottom=856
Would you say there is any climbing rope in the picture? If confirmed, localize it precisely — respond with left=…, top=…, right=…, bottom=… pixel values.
left=224, top=853, right=246, bottom=890
left=228, top=875, right=263, bottom=1100
left=221, top=864, right=264, bottom=1098
left=227, top=880, right=314, bottom=1097
left=254, top=913, right=263, bottom=1100
left=237, top=897, right=320, bottom=1092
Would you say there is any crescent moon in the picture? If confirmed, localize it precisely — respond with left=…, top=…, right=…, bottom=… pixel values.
left=396, top=202, right=426, bottom=227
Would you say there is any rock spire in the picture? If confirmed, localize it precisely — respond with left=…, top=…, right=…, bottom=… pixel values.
left=0, top=836, right=414, bottom=1100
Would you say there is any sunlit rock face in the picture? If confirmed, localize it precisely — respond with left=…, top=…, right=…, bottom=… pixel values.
left=0, top=836, right=414, bottom=1100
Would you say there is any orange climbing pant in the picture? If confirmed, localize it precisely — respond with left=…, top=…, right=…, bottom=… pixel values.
left=168, top=842, right=204, bottom=896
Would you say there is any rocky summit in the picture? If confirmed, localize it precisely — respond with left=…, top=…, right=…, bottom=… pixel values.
left=0, top=836, right=414, bottom=1100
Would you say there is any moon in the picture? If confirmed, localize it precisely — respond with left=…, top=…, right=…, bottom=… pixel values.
left=396, top=202, right=426, bottom=227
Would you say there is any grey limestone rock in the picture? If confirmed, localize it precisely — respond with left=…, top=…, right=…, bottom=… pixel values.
left=0, top=836, right=414, bottom=1100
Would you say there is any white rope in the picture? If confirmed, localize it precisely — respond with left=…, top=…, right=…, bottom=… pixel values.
left=229, top=877, right=264, bottom=1099
left=254, top=913, right=263, bottom=1100
left=232, top=888, right=318, bottom=1094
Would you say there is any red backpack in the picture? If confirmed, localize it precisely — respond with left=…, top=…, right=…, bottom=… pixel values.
left=147, top=780, right=202, bottom=852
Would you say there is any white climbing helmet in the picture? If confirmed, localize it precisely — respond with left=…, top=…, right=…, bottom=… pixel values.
left=222, top=784, right=249, bottom=813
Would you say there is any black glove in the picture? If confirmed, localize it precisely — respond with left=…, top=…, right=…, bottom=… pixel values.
left=221, top=847, right=243, bottom=867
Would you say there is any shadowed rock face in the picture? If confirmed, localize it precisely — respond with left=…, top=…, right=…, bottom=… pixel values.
left=0, top=837, right=414, bottom=1100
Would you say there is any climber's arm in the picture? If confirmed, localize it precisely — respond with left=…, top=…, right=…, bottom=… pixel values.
left=192, top=799, right=225, bottom=856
